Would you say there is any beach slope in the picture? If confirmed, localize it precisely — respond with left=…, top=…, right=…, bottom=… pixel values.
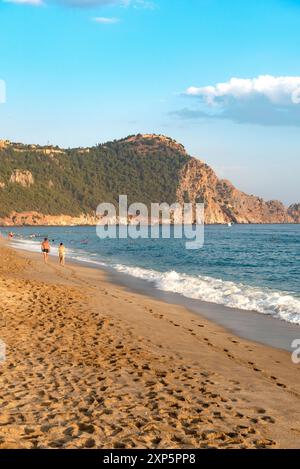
left=0, top=243, right=300, bottom=449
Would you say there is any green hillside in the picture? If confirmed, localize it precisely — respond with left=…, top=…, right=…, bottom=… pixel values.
left=0, top=135, right=189, bottom=218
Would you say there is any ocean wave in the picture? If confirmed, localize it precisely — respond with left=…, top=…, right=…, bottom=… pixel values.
left=10, top=238, right=42, bottom=253
left=113, top=264, right=300, bottom=325
left=10, top=237, right=300, bottom=326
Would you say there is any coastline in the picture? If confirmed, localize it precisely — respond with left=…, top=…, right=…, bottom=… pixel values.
left=0, top=241, right=300, bottom=448
left=9, top=233, right=300, bottom=353
left=1, top=221, right=300, bottom=227
left=103, top=266, right=300, bottom=353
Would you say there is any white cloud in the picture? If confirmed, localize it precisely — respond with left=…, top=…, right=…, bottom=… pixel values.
left=93, top=15, right=119, bottom=22
left=186, top=75, right=300, bottom=106
left=177, top=75, right=300, bottom=127
left=0, top=80, right=6, bottom=104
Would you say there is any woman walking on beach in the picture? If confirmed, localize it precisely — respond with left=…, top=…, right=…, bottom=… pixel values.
left=41, top=238, right=50, bottom=264
left=58, top=243, right=65, bottom=267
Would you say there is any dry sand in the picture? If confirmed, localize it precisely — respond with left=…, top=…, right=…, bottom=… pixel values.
left=0, top=241, right=300, bottom=449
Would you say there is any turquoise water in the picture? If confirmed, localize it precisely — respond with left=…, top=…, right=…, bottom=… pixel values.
left=2, top=224, right=300, bottom=324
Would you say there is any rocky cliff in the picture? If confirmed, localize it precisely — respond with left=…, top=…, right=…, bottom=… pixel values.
left=176, top=158, right=294, bottom=224
left=0, top=135, right=298, bottom=225
left=287, top=204, right=300, bottom=223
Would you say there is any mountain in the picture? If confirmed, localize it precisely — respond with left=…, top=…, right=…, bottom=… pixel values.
left=287, top=204, right=300, bottom=223
left=0, top=134, right=299, bottom=225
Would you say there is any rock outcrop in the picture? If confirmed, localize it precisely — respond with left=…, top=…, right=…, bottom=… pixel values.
left=0, top=140, right=9, bottom=149
left=0, top=211, right=98, bottom=227
left=287, top=204, right=300, bottom=223
left=121, top=134, right=187, bottom=155
left=9, top=170, right=34, bottom=188
left=176, top=158, right=293, bottom=224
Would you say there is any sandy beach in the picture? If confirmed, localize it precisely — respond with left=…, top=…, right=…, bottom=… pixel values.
left=0, top=241, right=300, bottom=449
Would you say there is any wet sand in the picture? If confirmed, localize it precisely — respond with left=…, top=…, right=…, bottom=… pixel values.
left=0, top=241, right=300, bottom=449
left=104, top=266, right=300, bottom=353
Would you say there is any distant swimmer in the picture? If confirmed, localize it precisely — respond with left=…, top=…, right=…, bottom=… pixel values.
left=58, top=243, right=66, bottom=267
left=41, top=238, right=50, bottom=264
left=8, top=232, right=14, bottom=239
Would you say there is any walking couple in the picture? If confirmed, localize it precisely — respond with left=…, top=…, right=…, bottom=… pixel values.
left=41, top=238, right=66, bottom=266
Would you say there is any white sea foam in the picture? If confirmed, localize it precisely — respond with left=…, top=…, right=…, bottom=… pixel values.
left=10, top=237, right=300, bottom=325
left=113, top=264, right=300, bottom=325
left=10, top=238, right=42, bottom=253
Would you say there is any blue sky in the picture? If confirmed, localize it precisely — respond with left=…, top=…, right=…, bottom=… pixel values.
left=0, top=0, right=300, bottom=204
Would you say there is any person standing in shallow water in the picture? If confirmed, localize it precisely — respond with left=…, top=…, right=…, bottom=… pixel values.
left=41, top=238, right=50, bottom=264
left=58, top=243, right=65, bottom=267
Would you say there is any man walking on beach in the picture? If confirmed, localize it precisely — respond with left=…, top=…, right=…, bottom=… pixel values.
left=58, top=243, right=65, bottom=267
left=41, top=238, right=50, bottom=264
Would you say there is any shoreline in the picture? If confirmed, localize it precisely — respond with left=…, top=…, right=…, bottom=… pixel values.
left=103, top=266, right=300, bottom=353
left=8, top=236, right=300, bottom=353
left=1, top=222, right=300, bottom=228
left=0, top=241, right=300, bottom=448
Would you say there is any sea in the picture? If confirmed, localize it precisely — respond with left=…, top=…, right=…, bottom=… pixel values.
left=2, top=224, right=300, bottom=326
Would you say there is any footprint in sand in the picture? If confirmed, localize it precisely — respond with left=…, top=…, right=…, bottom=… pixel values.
left=261, top=416, right=276, bottom=424
left=276, top=382, right=287, bottom=388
